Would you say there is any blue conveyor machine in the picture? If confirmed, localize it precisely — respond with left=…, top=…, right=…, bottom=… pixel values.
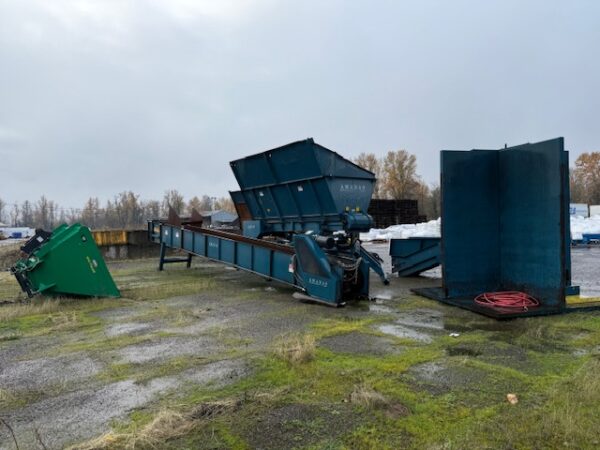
left=389, top=237, right=441, bottom=277
left=148, top=139, right=388, bottom=305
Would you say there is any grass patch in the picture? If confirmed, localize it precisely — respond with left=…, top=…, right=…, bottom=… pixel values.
left=274, top=333, right=316, bottom=365
left=98, top=355, right=211, bottom=383
left=69, top=409, right=197, bottom=450
left=112, top=263, right=217, bottom=301
left=349, top=383, right=389, bottom=408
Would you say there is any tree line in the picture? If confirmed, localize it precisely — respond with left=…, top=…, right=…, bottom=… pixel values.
left=354, top=150, right=441, bottom=220
left=0, top=191, right=234, bottom=230
left=2, top=150, right=597, bottom=231
left=356, top=149, right=600, bottom=217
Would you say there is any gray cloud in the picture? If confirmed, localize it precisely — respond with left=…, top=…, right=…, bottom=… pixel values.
left=1, top=0, right=599, bottom=207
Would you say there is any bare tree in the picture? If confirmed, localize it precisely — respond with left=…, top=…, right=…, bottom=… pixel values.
left=143, top=200, right=161, bottom=220
left=162, top=189, right=185, bottom=216
left=187, top=196, right=202, bottom=215
left=428, top=183, right=441, bottom=219
left=113, top=191, right=143, bottom=229
left=213, top=196, right=235, bottom=213
left=0, top=197, right=5, bottom=223
left=35, top=196, right=50, bottom=230
left=21, top=200, right=33, bottom=227
left=10, top=203, right=20, bottom=226
left=81, top=197, right=100, bottom=229
left=354, top=152, right=383, bottom=198
left=355, top=152, right=383, bottom=198
left=199, top=195, right=213, bottom=211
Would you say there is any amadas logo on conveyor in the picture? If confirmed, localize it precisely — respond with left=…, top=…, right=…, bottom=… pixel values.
left=339, top=183, right=366, bottom=192
left=308, top=277, right=328, bottom=288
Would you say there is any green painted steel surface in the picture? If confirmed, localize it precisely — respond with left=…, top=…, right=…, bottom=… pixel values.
left=11, top=223, right=120, bottom=298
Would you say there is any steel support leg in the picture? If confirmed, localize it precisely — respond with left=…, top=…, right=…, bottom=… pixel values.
left=158, top=242, right=167, bottom=271
left=159, top=242, right=193, bottom=271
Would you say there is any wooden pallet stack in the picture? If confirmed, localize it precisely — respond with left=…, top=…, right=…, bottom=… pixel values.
left=367, top=199, right=426, bottom=228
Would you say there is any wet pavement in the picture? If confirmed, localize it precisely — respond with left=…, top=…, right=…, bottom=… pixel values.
left=571, top=247, right=600, bottom=297
left=365, top=242, right=600, bottom=297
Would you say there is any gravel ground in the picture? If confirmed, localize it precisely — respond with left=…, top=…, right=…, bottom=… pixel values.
left=0, top=243, right=599, bottom=449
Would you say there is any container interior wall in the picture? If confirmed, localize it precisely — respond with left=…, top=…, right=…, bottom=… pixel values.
left=441, top=138, right=568, bottom=307
left=498, top=139, right=566, bottom=306
left=441, top=150, right=500, bottom=297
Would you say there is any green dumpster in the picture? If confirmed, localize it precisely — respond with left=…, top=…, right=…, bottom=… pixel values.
left=11, top=223, right=121, bottom=298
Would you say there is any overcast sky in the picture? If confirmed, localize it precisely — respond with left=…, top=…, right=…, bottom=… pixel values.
left=1, top=0, right=599, bottom=208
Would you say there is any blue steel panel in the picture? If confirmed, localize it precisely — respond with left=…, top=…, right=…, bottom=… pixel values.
left=252, top=247, right=271, bottom=276
left=440, top=138, right=570, bottom=310
left=255, top=187, right=280, bottom=219
left=207, top=237, right=220, bottom=259
left=441, top=150, right=500, bottom=297
left=390, top=238, right=441, bottom=277
left=290, top=180, right=325, bottom=217
left=314, top=143, right=376, bottom=179
left=272, top=252, right=294, bottom=284
left=161, top=225, right=172, bottom=246
left=237, top=243, right=253, bottom=269
left=220, top=240, right=235, bottom=264
left=327, top=178, right=374, bottom=213
left=229, top=139, right=375, bottom=231
left=243, top=190, right=264, bottom=220
left=193, top=232, right=206, bottom=255
left=243, top=221, right=262, bottom=238
left=562, top=150, right=573, bottom=287
left=230, top=154, right=276, bottom=189
left=498, top=139, right=565, bottom=305
left=271, top=185, right=297, bottom=217
left=183, top=230, right=194, bottom=252
left=269, top=140, right=322, bottom=182
left=172, top=228, right=182, bottom=249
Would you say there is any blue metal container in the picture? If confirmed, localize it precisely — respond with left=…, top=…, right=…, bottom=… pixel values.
left=414, top=138, right=592, bottom=318
left=230, top=138, right=375, bottom=236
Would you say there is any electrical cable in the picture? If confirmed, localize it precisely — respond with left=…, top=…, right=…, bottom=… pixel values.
left=474, top=291, right=539, bottom=311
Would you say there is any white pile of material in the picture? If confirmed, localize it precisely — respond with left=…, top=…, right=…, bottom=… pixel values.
left=571, top=215, right=600, bottom=240
left=360, top=215, right=600, bottom=241
left=360, top=218, right=441, bottom=241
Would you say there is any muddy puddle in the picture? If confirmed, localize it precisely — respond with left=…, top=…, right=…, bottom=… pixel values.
left=376, top=308, right=445, bottom=343
left=319, top=331, right=403, bottom=356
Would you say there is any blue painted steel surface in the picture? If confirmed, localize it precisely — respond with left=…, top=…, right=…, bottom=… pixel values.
left=292, top=235, right=342, bottom=303
left=149, top=219, right=383, bottom=305
left=389, top=238, right=441, bottom=277
left=242, top=220, right=262, bottom=239
left=415, top=137, right=583, bottom=317
left=151, top=221, right=296, bottom=286
left=582, top=234, right=600, bottom=244
left=229, top=139, right=375, bottom=236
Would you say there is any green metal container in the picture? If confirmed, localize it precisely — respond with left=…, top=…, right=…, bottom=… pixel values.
left=11, top=223, right=121, bottom=298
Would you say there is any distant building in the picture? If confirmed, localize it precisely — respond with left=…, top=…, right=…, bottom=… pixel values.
left=0, top=227, right=35, bottom=239
left=200, top=210, right=239, bottom=228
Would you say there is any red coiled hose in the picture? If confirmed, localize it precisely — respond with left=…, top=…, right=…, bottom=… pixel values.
left=474, top=291, right=539, bottom=311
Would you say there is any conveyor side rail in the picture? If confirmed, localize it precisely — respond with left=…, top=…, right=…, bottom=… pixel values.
left=149, top=221, right=298, bottom=288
